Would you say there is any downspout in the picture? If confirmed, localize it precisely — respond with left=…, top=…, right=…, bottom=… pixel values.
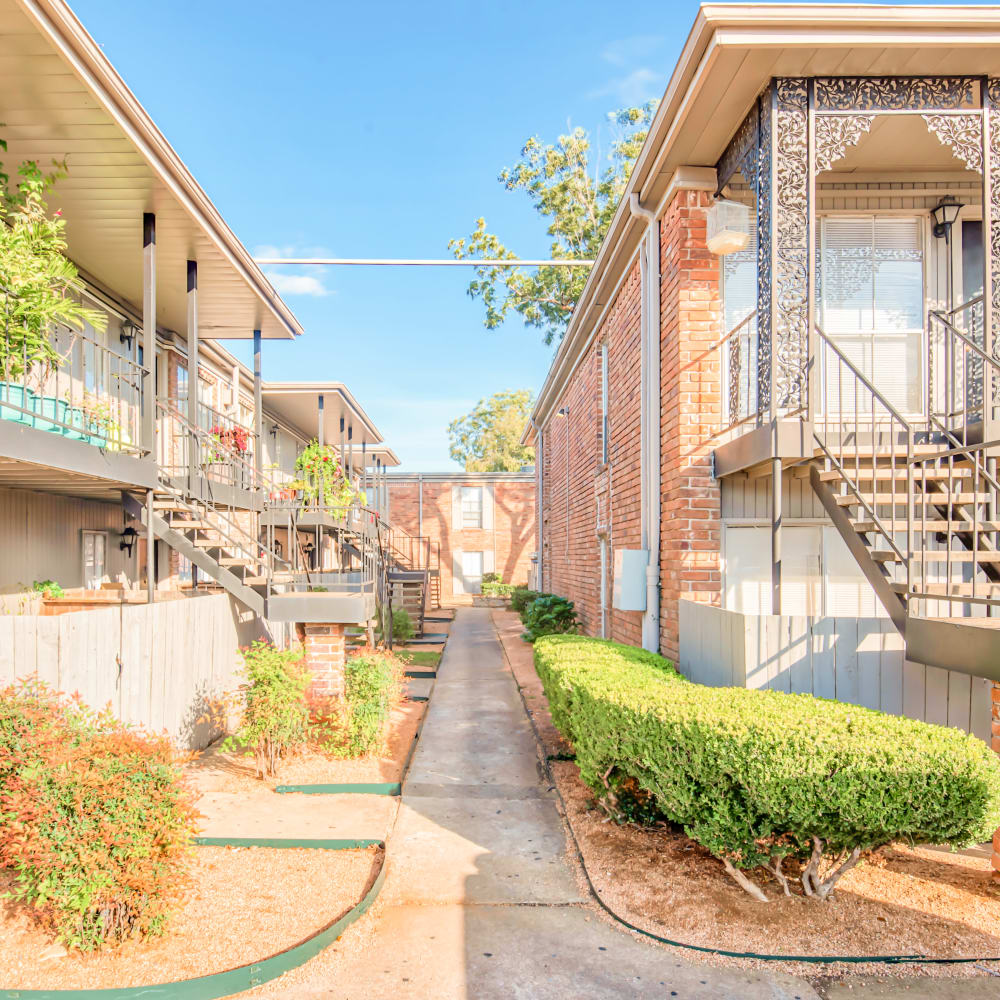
left=629, top=193, right=661, bottom=653
left=530, top=418, right=543, bottom=592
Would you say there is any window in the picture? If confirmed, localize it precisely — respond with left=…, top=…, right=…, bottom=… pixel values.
left=820, top=215, right=924, bottom=415
left=82, top=530, right=107, bottom=590
left=461, top=486, right=483, bottom=528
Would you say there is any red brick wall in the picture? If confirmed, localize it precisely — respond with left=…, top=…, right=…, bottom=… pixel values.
left=658, top=189, right=723, bottom=660
left=386, top=479, right=535, bottom=604
left=540, top=261, right=644, bottom=644
left=538, top=186, right=722, bottom=657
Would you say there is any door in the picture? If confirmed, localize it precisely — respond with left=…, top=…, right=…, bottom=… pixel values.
left=460, top=550, right=484, bottom=595
left=820, top=215, right=925, bottom=417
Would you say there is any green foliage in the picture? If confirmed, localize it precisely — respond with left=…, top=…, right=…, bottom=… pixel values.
left=0, top=143, right=106, bottom=383
left=482, top=572, right=502, bottom=585
left=510, top=587, right=541, bottom=615
left=0, top=682, right=197, bottom=950
left=226, top=640, right=311, bottom=778
left=534, top=635, right=1000, bottom=899
left=293, top=440, right=358, bottom=507
left=402, top=650, right=441, bottom=669
left=341, top=651, right=404, bottom=757
left=520, top=594, right=578, bottom=642
left=392, top=607, right=414, bottom=643
left=32, top=579, right=64, bottom=599
left=481, top=580, right=514, bottom=598
left=449, top=104, right=657, bottom=345
left=448, top=389, right=535, bottom=472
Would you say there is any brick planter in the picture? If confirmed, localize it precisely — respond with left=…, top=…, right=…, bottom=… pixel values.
left=300, top=622, right=346, bottom=699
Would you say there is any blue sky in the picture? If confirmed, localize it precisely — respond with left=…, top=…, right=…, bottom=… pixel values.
left=69, top=0, right=958, bottom=469
left=67, top=0, right=689, bottom=469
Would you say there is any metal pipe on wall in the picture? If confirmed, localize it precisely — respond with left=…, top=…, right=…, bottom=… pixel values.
left=186, top=260, right=198, bottom=488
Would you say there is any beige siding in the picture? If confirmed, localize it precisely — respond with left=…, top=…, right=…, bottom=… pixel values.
left=0, top=486, right=136, bottom=593
left=721, top=473, right=826, bottom=521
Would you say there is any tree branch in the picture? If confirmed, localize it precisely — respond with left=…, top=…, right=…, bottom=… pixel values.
left=722, top=858, right=769, bottom=902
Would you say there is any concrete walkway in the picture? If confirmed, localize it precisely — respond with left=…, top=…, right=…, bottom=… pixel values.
left=266, top=607, right=818, bottom=999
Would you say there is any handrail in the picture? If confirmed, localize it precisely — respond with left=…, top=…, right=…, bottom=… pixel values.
left=815, top=324, right=911, bottom=428
left=928, top=307, right=998, bottom=372
left=716, top=309, right=760, bottom=431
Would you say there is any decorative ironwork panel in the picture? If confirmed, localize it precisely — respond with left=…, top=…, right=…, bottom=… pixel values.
left=756, top=88, right=773, bottom=415
left=717, top=100, right=759, bottom=191
left=988, top=81, right=1000, bottom=369
left=814, top=115, right=873, bottom=172
left=923, top=113, right=983, bottom=173
left=814, top=76, right=975, bottom=112
left=772, top=79, right=809, bottom=412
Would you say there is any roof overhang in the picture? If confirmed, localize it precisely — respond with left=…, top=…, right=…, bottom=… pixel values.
left=526, top=2, right=1000, bottom=440
left=261, top=382, right=387, bottom=448
left=0, top=0, right=303, bottom=340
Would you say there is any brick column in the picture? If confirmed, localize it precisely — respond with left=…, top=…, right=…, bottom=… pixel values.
left=302, top=622, right=346, bottom=699
left=658, top=186, right=723, bottom=662
left=993, top=682, right=1000, bottom=878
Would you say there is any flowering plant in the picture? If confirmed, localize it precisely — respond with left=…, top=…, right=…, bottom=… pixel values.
left=293, top=439, right=358, bottom=507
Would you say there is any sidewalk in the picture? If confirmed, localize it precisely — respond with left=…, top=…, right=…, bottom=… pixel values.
left=262, top=607, right=817, bottom=999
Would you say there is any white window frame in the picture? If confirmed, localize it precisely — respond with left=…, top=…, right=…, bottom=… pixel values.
left=81, top=529, right=108, bottom=590
left=461, top=486, right=484, bottom=529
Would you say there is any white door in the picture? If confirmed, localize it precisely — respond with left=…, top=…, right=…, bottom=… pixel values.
left=461, top=550, right=484, bottom=595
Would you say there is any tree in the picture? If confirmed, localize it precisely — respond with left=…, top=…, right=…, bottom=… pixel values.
left=449, top=103, right=657, bottom=346
left=448, top=390, right=535, bottom=473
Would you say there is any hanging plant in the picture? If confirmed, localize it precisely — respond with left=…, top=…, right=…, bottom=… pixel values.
left=0, top=144, right=106, bottom=389
left=293, top=439, right=360, bottom=507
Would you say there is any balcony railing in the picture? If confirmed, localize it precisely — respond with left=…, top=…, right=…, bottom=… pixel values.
left=1, top=303, right=150, bottom=455
left=717, top=310, right=761, bottom=432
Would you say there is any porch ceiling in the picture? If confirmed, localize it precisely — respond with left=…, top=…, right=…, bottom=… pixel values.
left=0, top=456, right=146, bottom=501
left=0, top=0, right=302, bottom=341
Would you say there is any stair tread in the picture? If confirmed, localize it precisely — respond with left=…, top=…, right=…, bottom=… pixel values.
left=835, top=493, right=990, bottom=506
left=819, top=468, right=973, bottom=482
left=892, top=581, right=1000, bottom=595
left=871, top=550, right=1000, bottom=563
left=854, top=520, right=1000, bottom=532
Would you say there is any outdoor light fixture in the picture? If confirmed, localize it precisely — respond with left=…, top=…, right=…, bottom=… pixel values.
left=119, top=321, right=139, bottom=350
left=556, top=407, right=569, bottom=418
left=269, top=423, right=278, bottom=440
left=706, top=198, right=752, bottom=255
left=119, top=525, right=139, bottom=557
left=931, top=195, right=963, bottom=239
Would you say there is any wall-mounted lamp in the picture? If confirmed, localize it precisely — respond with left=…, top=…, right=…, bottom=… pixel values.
left=269, top=423, right=278, bottom=441
left=119, top=525, right=139, bottom=557
left=931, top=195, right=963, bottom=239
left=119, top=321, right=140, bottom=351
left=556, top=407, right=569, bottom=419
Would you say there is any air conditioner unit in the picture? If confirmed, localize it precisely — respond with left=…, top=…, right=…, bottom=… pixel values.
left=706, top=198, right=751, bottom=256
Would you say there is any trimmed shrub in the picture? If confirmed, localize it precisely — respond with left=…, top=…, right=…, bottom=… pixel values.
left=481, top=580, right=514, bottom=598
left=0, top=683, right=198, bottom=950
left=511, top=587, right=541, bottom=616
left=535, top=635, right=1000, bottom=901
left=342, top=651, right=405, bottom=756
left=226, top=640, right=311, bottom=778
left=392, top=607, right=414, bottom=643
left=521, top=594, right=578, bottom=642
left=482, top=572, right=502, bottom=585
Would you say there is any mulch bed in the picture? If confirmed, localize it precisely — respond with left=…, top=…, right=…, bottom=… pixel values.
left=490, top=610, right=1000, bottom=981
left=187, top=695, right=426, bottom=795
left=1, top=845, right=382, bottom=990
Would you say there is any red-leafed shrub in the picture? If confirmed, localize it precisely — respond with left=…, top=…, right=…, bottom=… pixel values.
left=0, top=683, right=199, bottom=950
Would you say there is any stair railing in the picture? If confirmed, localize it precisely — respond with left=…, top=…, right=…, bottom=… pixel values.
left=813, top=324, right=914, bottom=596
left=713, top=310, right=760, bottom=433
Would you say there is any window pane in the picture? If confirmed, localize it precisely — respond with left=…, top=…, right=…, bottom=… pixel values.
left=873, top=217, right=922, bottom=331
left=821, top=217, right=875, bottom=333
left=461, top=486, right=483, bottom=527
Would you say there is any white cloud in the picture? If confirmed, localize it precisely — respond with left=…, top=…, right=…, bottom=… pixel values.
left=264, top=272, right=329, bottom=297
left=256, top=243, right=332, bottom=298
left=587, top=34, right=665, bottom=107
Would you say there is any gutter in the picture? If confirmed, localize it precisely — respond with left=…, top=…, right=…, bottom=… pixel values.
left=628, top=194, right=661, bottom=654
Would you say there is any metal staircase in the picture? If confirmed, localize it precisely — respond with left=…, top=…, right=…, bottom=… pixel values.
left=809, top=311, right=1000, bottom=681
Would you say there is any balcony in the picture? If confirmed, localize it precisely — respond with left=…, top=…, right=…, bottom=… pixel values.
left=0, top=299, right=155, bottom=492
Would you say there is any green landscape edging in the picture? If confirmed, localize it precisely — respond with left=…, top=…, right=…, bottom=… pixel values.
left=3, top=840, right=386, bottom=1000
left=404, top=670, right=436, bottom=679
left=275, top=782, right=401, bottom=796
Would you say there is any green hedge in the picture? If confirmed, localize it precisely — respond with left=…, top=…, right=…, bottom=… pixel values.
left=535, top=635, right=1000, bottom=889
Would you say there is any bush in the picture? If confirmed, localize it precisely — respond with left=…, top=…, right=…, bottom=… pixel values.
left=32, top=579, right=64, bottom=598
left=481, top=580, right=514, bottom=598
left=392, top=607, right=414, bottom=643
left=482, top=571, right=502, bottom=586
left=521, top=594, right=578, bottom=642
left=0, top=683, right=198, bottom=950
left=534, top=635, right=1000, bottom=901
left=511, top=587, right=541, bottom=616
left=226, top=640, right=311, bottom=778
left=342, top=651, right=404, bottom=756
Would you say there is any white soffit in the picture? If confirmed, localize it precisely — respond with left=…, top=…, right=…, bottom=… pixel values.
left=261, top=383, right=386, bottom=448
left=0, top=0, right=303, bottom=340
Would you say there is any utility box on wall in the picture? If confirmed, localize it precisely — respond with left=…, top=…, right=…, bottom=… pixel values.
left=612, top=549, right=648, bottom=611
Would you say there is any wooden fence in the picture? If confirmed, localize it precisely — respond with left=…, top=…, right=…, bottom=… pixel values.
left=0, top=593, right=269, bottom=749
left=678, top=600, right=993, bottom=743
